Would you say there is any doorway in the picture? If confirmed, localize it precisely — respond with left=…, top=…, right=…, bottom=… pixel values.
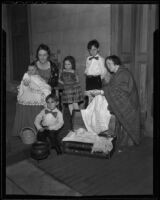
left=7, top=4, right=30, bottom=82
left=111, top=4, right=157, bottom=135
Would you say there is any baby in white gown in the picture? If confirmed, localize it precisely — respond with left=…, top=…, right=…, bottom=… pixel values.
left=17, top=64, right=51, bottom=106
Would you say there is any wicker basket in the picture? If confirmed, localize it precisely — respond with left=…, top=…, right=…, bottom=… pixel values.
left=20, top=127, right=37, bottom=144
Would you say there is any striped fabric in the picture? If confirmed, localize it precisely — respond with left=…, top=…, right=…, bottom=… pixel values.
left=60, top=71, right=83, bottom=103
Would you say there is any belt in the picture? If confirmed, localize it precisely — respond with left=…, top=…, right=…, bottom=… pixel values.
left=86, top=75, right=100, bottom=78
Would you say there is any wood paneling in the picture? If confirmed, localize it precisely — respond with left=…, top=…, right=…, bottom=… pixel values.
left=122, top=5, right=132, bottom=53
left=8, top=5, right=30, bottom=82
left=111, top=5, right=136, bottom=74
left=135, top=5, right=149, bottom=127
left=140, top=5, right=149, bottom=53
left=111, top=4, right=157, bottom=135
left=139, top=63, right=147, bottom=113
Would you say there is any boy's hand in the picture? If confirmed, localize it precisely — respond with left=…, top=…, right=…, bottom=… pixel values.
left=44, top=126, right=49, bottom=130
left=39, top=128, right=45, bottom=132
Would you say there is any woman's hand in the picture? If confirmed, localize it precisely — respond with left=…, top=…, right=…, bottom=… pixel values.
left=103, top=72, right=111, bottom=83
left=58, top=80, right=64, bottom=84
left=108, top=105, right=114, bottom=114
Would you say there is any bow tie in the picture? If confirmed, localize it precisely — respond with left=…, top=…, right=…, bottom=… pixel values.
left=45, top=110, right=57, bottom=117
left=89, top=56, right=99, bottom=60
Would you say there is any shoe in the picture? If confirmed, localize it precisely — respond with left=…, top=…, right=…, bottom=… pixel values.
left=56, top=146, right=62, bottom=155
left=56, top=150, right=62, bottom=155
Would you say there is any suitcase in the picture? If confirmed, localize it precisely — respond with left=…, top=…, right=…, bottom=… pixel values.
left=62, top=110, right=117, bottom=159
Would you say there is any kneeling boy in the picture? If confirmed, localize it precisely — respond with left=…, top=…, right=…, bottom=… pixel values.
left=34, top=94, right=64, bottom=154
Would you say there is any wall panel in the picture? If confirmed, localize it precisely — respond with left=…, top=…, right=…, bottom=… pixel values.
left=29, top=4, right=111, bottom=91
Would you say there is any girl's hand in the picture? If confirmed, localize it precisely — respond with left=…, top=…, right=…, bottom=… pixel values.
left=39, top=128, right=45, bottom=132
left=58, top=80, right=64, bottom=84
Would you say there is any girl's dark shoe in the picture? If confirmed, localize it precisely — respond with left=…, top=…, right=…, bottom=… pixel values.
left=56, top=151, right=62, bottom=155
left=56, top=146, right=62, bottom=155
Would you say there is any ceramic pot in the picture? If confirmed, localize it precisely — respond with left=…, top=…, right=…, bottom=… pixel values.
left=31, top=141, right=50, bottom=160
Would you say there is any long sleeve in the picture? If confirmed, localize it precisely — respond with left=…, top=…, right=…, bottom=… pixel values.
left=84, top=57, right=90, bottom=75
left=115, top=69, right=133, bottom=94
left=48, top=61, right=59, bottom=87
left=75, top=72, right=80, bottom=83
left=34, top=109, right=45, bottom=130
left=99, top=57, right=107, bottom=79
left=48, top=109, right=64, bottom=130
left=59, top=72, right=64, bottom=82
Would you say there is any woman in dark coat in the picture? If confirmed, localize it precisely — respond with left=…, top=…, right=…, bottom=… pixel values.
left=103, top=55, right=141, bottom=148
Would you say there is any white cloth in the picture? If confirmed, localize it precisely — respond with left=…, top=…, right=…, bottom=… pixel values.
left=81, top=95, right=111, bottom=134
left=62, top=128, right=97, bottom=143
left=17, top=73, right=51, bottom=106
left=85, top=54, right=107, bottom=79
left=84, top=89, right=104, bottom=97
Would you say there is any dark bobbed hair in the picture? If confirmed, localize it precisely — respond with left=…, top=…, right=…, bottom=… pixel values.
left=87, top=39, right=99, bottom=50
left=29, top=61, right=37, bottom=66
left=36, top=44, right=51, bottom=60
left=105, top=55, right=122, bottom=66
left=63, top=56, right=76, bottom=70
left=45, top=93, right=59, bottom=103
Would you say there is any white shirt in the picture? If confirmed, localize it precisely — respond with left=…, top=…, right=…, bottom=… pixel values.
left=85, top=54, right=107, bottom=79
left=34, top=107, right=64, bottom=131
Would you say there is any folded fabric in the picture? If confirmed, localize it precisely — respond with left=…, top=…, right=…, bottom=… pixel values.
left=81, top=95, right=111, bottom=134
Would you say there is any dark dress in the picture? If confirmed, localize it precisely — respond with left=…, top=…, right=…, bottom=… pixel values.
left=35, top=60, right=59, bottom=91
left=103, top=66, right=141, bottom=145
left=60, top=71, right=83, bottom=104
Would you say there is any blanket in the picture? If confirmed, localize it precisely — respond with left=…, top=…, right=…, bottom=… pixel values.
left=17, top=73, right=51, bottom=106
left=103, top=66, right=141, bottom=145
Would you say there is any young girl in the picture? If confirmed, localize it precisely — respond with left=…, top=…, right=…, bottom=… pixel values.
left=59, top=56, right=83, bottom=115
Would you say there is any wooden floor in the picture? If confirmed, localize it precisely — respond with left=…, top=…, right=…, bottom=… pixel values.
left=28, top=137, right=153, bottom=195
left=6, top=92, right=153, bottom=196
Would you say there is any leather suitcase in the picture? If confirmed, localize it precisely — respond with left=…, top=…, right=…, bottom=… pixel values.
left=62, top=110, right=117, bottom=159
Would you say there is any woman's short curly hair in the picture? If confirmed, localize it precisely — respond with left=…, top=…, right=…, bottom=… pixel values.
left=105, top=55, right=122, bottom=66
left=36, top=44, right=51, bottom=60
